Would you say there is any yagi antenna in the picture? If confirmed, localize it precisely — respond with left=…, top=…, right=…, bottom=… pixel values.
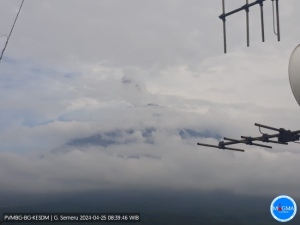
left=197, top=123, right=300, bottom=153
left=220, top=0, right=281, bottom=53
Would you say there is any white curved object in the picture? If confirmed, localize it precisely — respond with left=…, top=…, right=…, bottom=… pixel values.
left=289, top=44, right=300, bottom=106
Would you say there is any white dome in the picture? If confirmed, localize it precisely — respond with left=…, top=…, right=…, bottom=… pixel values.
left=289, top=44, right=300, bottom=106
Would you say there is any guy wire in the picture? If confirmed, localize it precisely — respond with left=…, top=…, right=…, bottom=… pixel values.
left=0, top=0, right=25, bottom=62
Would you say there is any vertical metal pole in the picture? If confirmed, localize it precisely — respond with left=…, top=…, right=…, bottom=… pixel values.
left=222, top=0, right=227, bottom=53
left=276, top=0, right=280, bottom=41
left=260, top=2, right=265, bottom=42
left=246, top=0, right=249, bottom=47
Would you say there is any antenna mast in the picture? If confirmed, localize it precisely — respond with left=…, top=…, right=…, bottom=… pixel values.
left=220, top=0, right=281, bottom=53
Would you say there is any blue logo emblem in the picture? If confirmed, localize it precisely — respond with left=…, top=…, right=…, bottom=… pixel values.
left=270, top=195, right=297, bottom=222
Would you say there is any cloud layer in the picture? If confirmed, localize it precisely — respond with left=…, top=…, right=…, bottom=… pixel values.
left=1, top=0, right=300, bottom=198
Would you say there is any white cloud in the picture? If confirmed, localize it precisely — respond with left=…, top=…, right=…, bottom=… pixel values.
left=0, top=0, right=300, bottom=197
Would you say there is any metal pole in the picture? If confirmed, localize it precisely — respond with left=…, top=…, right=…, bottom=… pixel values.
left=260, top=2, right=265, bottom=42
left=255, top=123, right=280, bottom=132
left=222, top=0, right=227, bottom=53
left=246, top=0, right=249, bottom=47
left=220, top=0, right=266, bottom=18
left=276, top=0, right=280, bottom=41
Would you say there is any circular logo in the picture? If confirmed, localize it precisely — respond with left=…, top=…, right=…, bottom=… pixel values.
left=270, top=195, right=297, bottom=222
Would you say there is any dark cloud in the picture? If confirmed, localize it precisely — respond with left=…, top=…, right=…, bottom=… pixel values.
left=145, top=103, right=160, bottom=107
left=179, top=129, right=222, bottom=140
left=121, top=76, right=132, bottom=84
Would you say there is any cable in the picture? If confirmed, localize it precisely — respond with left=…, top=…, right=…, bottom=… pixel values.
left=0, top=34, right=8, bottom=38
left=0, top=0, right=25, bottom=63
left=272, top=0, right=278, bottom=35
left=259, top=127, right=268, bottom=135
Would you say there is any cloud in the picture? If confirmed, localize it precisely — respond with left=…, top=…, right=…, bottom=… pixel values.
left=1, top=0, right=300, bottom=199
left=1, top=126, right=300, bottom=198
left=1, top=96, right=300, bottom=197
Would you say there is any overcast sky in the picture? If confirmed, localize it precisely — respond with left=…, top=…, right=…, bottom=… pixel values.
left=1, top=0, right=300, bottom=200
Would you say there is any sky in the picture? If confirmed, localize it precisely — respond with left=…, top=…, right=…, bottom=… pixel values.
left=1, top=0, right=300, bottom=211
